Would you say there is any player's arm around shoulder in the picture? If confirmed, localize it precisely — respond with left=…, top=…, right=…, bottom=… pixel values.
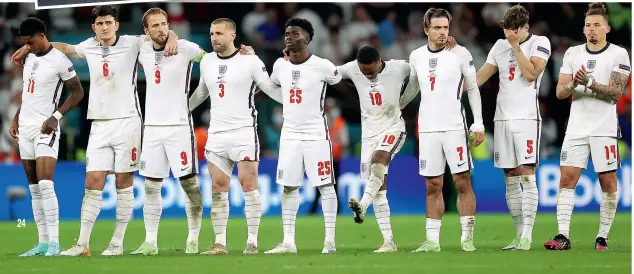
left=399, top=52, right=421, bottom=109
left=42, top=55, right=84, bottom=134
left=326, top=59, right=357, bottom=97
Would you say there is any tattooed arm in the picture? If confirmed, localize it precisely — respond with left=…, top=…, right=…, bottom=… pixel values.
left=588, top=71, right=629, bottom=102
left=41, top=75, right=84, bottom=134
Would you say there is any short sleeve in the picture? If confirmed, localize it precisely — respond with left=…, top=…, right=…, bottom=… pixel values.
left=409, top=51, right=417, bottom=76
left=250, top=56, right=270, bottom=86
left=336, top=61, right=356, bottom=80
left=57, top=55, right=77, bottom=81
left=323, top=59, right=342, bottom=85
left=74, top=38, right=92, bottom=59
left=131, top=35, right=148, bottom=49
left=270, top=58, right=283, bottom=85
left=458, top=47, right=476, bottom=75
left=182, top=40, right=205, bottom=62
left=559, top=48, right=574, bottom=75
left=397, top=60, right=411, bottom=76
left=612, top=49, right=631, bottom=76
left=485, top=40, right=499, bottom=66
left=530, top=36, right=551, bottom=61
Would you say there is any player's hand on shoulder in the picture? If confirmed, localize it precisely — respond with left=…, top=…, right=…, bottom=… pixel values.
left=41, top=116, right=58, bottom=135
left=446, top=36, right=458, bottom=50
left=282, top=47, right=290, bottom=61
left=239, top=44, right=255, bottom=55
left=12, top=45, right=30, bottom=65
left=164, top=38, right=179, bottom=57
left=9, top=118, right=18, bottom=139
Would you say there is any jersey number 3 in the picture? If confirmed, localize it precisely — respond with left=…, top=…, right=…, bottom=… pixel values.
left=219, top=84, right=225, bottom=97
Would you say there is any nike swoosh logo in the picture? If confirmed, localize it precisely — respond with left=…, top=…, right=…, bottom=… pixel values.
left=321, top=177, right=330, bottom=181
left=607, top=161, right=616, bottom=165
left=457, top=162, right=466, bottom=167
left=525, top=156, right=535, bottom=159
left=181, top=166, right=190, bottom=171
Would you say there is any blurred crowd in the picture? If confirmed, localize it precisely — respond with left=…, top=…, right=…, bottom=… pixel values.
left=0, top=2, right=631, bottom=164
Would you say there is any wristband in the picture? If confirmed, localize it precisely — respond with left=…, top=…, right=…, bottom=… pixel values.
left=52, top=111, right=63, bottom=120
left=585, top=78, right=594, bottom=88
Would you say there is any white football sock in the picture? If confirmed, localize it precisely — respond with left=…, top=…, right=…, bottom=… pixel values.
left=211, top=192, right=229, bottom=246
left=557, top=188, right=575, bottom=238
left=111, top=186, right=134, bottom=246
left=78, top=189, right=103, bottom=247
left=39, top=180, right=59, bottom=244
left=360, top=163, right=386, bottom=208
left=373, top=190, right=393, bottom=243
left=520, top=175, right=538, bottom=240
left=460, top=216, right=475, bottom=242
left=597, top=192, right=618, bottom=239
left=143, top=180, right=162, bottom=245
left=244, top=190, right=262, bottom=246
left=282, top=186, right=300, bottom=246
left=426, top=218, right=441, bottom=244
left=318, top=184, right=337, bottom=244
left=505, top=176, right=523, bottom=237
left=29, top=184, right=48, bottom=244
left=180, top=177, right=202, bottom=243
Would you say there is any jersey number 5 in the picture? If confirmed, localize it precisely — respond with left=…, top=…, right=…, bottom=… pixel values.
left=290, top=89, right=302, bottom=104
left=509, top=66, right=515, bottom=81
left=103, top=63, right=109, bottom=77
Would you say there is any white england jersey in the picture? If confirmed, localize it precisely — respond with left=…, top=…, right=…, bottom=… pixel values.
left=271, top=55, right=342, bottom=140
left=560, top=43, right=631, bottom=137
left=410, top=45, right=476, bottom=132
left=75, top=35, right=145, bottom=120
left=19, top=46, right=76, bottom=126
left=486, top=34, right=551, bottom=121
left=337, top=59, right=409, bottom=139
left=199, top=50, right=270, bottom=133
left=139, top=39, right=203, bottom=126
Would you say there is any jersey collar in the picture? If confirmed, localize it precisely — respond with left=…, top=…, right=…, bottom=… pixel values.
left=379, top=60, right=386, bottom=73
left=217, top=49, right=240, bottom=59
left=427, top=45, right=444, bottom=53
left=586, top=42, right=611, bottom=55
left=98, top=35, right=120, bottom=47
left=153, top=44, right=165, bottom=52
left=290, top=53, right=312, bottom=65
left=519, top=33, right=533, bottom=45
left=35, top=45, right=54, bottom=57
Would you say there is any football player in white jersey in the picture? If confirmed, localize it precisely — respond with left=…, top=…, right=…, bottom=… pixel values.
left=11, top=18, right=85, bottom=257
left=12, top=5, right=179, bottom=256
left=264, top=18, right=356, bottom=255
left=189, top=18, right=282, bottom=255
left=474, top=5, right=551, bottom=251
left=544, top=3, right=630, bottom=251
left=129, top=8, right=204, bottom=256
left=401, top=8, right=484, bottom=252
left=339, top=46, right=409, bottom=253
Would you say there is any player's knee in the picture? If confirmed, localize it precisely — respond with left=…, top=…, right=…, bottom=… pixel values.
left=371, top=151, right=391, bottom=166
left=503, top=168, right=518, bottom=177
left=114, top=172, right=134, bottom=188
left=425, top=177, right=443, bottom=194
left=145, top=180, right=162, bottom=195
left=453, top=172, right=473, bottom=193
left=85, top=171, right=108, bottom=190
left=283, top=186, right=300, bottom=195
left=517, top=164, right=536, bottom=175
left=598, top=171, right=618, bottom=192
left=559, top=167, right=581, bottom=189
left=212, top=178, right=230, bottom=192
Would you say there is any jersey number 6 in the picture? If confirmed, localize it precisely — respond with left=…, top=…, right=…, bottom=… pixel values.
left=155, top=70, right=161, bottom=84
left=103, top=63, right=109, bottom=77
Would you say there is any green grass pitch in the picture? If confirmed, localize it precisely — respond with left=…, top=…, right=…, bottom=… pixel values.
left=0, top=213, right=630, bottom=274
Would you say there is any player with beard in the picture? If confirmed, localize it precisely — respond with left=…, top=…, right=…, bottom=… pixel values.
left=401, top=8, right=484, bottom=252
left=544, top=2, right=630, bottom=251
left=129, top=8, right=204, bottom=256
left=189, top=18, right=282, bottom=255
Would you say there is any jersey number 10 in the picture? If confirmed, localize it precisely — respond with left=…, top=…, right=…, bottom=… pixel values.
left=369, top=92, right=382, bottom=106
left=27, top=79, right=35, bottom=93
